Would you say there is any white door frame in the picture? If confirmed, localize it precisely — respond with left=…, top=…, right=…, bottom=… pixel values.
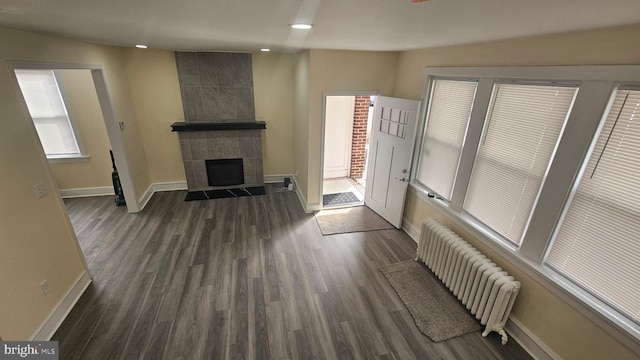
left=7, top=61, right=139, bottom=214
left=323, top=96, right=355, bottom=179
left=319, top=91, right=380, bottom=209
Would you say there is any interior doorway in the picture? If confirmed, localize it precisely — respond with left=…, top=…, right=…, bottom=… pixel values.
left=321, top=94, right=376, bottom=208
left=9, top=62, right=138, bottom=275
left=9, top=62, right=137, bottom=213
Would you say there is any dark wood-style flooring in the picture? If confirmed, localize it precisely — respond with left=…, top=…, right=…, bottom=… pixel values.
left=53, top=185, right=532, bottom=359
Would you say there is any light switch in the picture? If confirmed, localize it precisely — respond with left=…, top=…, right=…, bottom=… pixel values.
left=34, top=182, right=47, bottom=198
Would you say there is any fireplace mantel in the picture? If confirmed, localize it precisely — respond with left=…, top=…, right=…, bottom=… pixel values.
left=171, top=121, right=266, bottom=132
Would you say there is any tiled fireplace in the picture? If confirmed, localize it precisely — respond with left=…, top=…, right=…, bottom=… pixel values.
left=171, top=51, right=266, bottom=199
left=172, top=123, right=265, bottom=191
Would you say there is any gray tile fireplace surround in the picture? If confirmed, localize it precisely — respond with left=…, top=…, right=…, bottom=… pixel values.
left=176, top=127, right=264, bottom=191
left=172, top=51, right=264, bottom=194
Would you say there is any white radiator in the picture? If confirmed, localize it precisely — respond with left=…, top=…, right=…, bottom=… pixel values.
left=416, top=218, right=520, bottom=345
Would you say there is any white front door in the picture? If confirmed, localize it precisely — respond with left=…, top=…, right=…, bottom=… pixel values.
left=364, top=96, right=420, bottom=228
left=323, top=96, right=355, bottom=179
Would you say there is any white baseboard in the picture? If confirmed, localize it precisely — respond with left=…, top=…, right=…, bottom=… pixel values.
left=402, top=216, right=558, bottom=360
left=153, top=181, right=187, bottom=192
left=60, top=186, right=114, bottom=198
left=264, top=174, right=294, bottom=184
left=292, top=175, right=308, bottom=212
left=138, top=181, right=188, bottom=211
left=506, top=316, right=561, bottom=360
left=31, top=271, right=92, bottom=341
left=291, top=175, right=321, bottom=213
left=138, top=184, right=154, bottom=211
left=401, top=217, right=420, bottom=244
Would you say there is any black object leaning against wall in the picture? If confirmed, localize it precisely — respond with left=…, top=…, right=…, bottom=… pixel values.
left=110, top=150, right=126, bottom=206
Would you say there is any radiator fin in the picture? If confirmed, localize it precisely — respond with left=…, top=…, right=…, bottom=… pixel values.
left=416, top=218, right=520, bottom=345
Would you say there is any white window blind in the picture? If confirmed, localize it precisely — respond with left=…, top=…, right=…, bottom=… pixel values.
left=464, top=83, right=577, bottom=244
left=546, top=89, right=640, bottom=323
left=416, top=79, right=477, bottom=199
left=15, top=69, right=80, bottom=156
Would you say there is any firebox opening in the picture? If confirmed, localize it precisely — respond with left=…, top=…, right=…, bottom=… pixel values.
left=206, top=158, right=244, bottom=186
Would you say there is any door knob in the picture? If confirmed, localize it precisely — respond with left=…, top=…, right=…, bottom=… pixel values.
left=401, top=169, right=407, bottom=173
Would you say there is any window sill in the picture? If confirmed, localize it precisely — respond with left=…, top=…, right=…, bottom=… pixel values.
left=407, top=182, right=640, bottom=353
left=47, top=155, right=91, bottom=164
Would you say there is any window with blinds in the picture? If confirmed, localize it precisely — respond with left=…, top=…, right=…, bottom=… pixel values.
left=15, top=69, right=81, bottom=157
left=546, top=88, right=640, bottom=323
left=416, top=79, right=477, bottom=199
left=463, top=83, right=578, bottom=244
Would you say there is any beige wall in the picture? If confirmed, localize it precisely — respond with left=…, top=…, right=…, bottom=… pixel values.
left=394, top=24, right=640, bottom=99
left=293, top=51, right=310, bottom=198
left=122, top=48, right=185, bottom=184
left=0, top=27, right=150, bottom=340
left=123, top=49, right=297, bottom=185
left=397, top=24, right=640, bottom=360
left=49, top=69, right=112, bottom=190
left=3, top=20, right=638, bottom=356
left=305, top=50, right=398, bottom=206
left=252, top=51, right=295, bottom=176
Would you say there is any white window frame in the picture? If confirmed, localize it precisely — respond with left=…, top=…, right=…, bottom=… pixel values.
left=410, top=65, right=640, bottom=352
left=414, top=77, right=478, bottom=200
left=15, top=69, right=90, bottom=163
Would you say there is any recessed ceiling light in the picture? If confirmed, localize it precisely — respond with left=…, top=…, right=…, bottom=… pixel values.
left=261, top=48, right=271, bottom=52
left=290, top=23, right=312, bottom=30
left=135, top=44, right=148, bottom=49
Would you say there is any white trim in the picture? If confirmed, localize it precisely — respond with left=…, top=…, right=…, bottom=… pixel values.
left=152, top=181, right=187, bottom=192
left=411, top=65, right=640, bottom=353
left=401, top=217, right=420, bottom=244
left=264, top=174, right=293, bottom=184
left=407, top=185, right=640, bottom=354
left=90, top=69, right=139, bottom=213
left=319, top=91, right=381, bottom=210
left=292, top=175, right=321, bottom=213
left=306, top=203, right=322, bottom=213
left=137, top=181, right=188, bottom=211
left=138, top=184, right=154, bottom=211
left=60, top=186, right=114, bottom=198
left=505, top=317, right=561, bottom=360
left=402, top=215, right=557, bottom=360
left=31, top=271, right=92, bottom=341
left=422, top=65, right=640, bottom=82
left=7, top=61, right=139, bottom=214
left=47, top=155, right=91, bottom=163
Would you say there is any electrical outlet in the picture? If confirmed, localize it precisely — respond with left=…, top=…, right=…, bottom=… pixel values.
left=40, top=280, right=50, bottom=296
left=34, top=182, right=47, bottom=198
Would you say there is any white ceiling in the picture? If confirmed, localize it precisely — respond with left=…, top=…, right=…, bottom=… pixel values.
left=1, top=0, right=639, bottom=52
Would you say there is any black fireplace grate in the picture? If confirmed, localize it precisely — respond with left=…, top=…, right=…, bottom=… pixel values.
left=206, top=158, right=244, bottom=186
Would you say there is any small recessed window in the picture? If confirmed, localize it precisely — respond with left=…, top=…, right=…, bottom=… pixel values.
left=14, top=69, right=86, bottom=159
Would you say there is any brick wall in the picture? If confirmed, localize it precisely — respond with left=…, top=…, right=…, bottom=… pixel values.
left=350, top=96, right=370, bottom=179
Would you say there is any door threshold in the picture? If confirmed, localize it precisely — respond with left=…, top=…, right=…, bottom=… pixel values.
left=320, top=201, right=365, bottom=211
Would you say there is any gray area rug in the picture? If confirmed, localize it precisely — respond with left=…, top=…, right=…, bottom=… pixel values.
left=314, top=206, right=394, bottom=235
left=379, top=260, right=481, bottom=342
left=323, top=191, right=361, bottom=206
